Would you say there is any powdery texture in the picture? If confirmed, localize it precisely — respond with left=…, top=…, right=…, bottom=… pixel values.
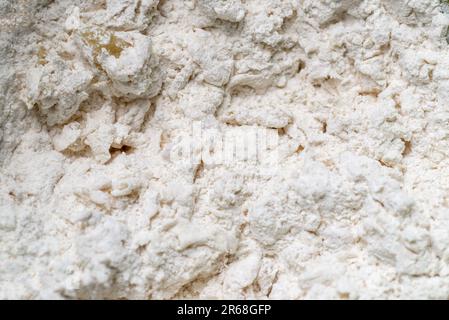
left=2, top=0, right=449, bottom=299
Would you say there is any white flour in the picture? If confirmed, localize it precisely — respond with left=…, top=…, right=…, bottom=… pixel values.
left=2, top=0, right=449, bottom=299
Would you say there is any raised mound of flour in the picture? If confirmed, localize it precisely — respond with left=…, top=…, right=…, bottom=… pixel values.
left=2, top=0, right=449, bottom=299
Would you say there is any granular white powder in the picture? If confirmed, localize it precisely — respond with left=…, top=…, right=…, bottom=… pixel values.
left=2, top=0, right=449, bottom=299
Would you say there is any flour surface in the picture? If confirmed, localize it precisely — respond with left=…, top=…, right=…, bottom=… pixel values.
left=2, top=0, right=449, bottom=299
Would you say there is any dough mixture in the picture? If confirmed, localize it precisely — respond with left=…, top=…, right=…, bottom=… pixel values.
left=2, top=0, right=449, bottom=299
